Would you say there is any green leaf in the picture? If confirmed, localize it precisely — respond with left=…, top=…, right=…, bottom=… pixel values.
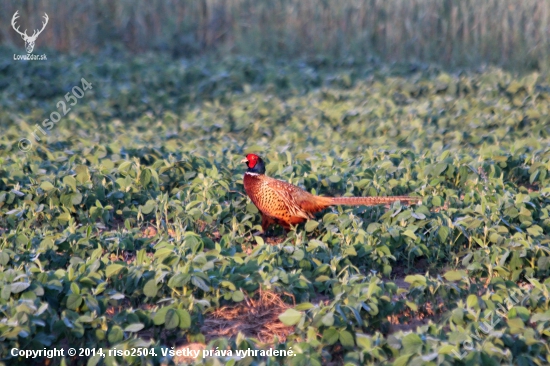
left=76, top=165, right=90, bottom=183
left=278, top=308, right=302, bottom=326
left=356, top=333, right=371, bottom=350
left=108, top=326, right=124, bottom=343
left=322, top=328, right=340, bottom=345
left=77, top=315, right=93, bottom=323
left=140, top=169, right=152, bottom=187
left=63, top=176, right=77, bottom=191
left=71, top=191, right=83, bottom=205
left=40, top=181, right=55, bottom=191
left=406, top=301, right=418, bottom=312
left=402, top=333, right=423, bottom=353
left=527, top=225, right=543, bottom=237
left=411, top=211, right=426, bottom=219
left=66, top=294, right=83, bottom=310
left=507, top=317, right=524, bottom=332
left=510, top=306, right=530, bottom=322
left=254, top=236, right=264, bottom=245
left=292, top=249, right=305, bottom=261
left=118, top=161, right=133, bottom=172
left=141, top=200, right=156, bottom=214
left=294, top=302, right=315, bottom=311
left=0, top=251, right=8, bottom=266
left=403, top=230, right=417, bottom=240
left=305, top=220, right=319, bottom=232
left=58, top=212, right=71, bottom=222
left=366, top=223, right=380, bottom=233
left=154, top=248, right=174, bottom=260
left=124, top=323, right=144, bottom=332
left=432, top=163, right=448, bottom=176
left=165, top=309, right=179, bottom=330
left=405, top=274, right=426, bottom=285
left=153, top=306, right=171, bottom=325
left=394, top=355, right=412, bottom=366
left=531, top=310, right=550, bottom=322
left=452, top=308, right=464, bottom=325
left=177, top=309, right=192, bottom=329
left=315, top=275, right=331, bottom=282
left=1, top=286, right=10, bottom=300
left=323, top=213, right=339, bottom=223
left=143, top=279, right=158, bottom=298
left=191, top=276, right=210, bottom=292
left=321, top=312, right=334, bottom=326
left=16, top=234, right=28, bottom=245
left=438, top=226, right=450, bottom=242
left=105, top=264, right=125, bottom=278
left=444, top=270, right=467, bottom=282
left=343, top=246, right=357, bottom=256
left=246, top=203, right=258, bottom=214
left=220, top=280, right=236, bottom=291
left=10, top=282, right=30, bottom=293
left=339, top=330, right=354, bottom=347
left=438, top=345, right=459, bottom=354
left=467, top=294, right=479, bottom=308
left=232, top=290, right=244, bottom=302
left=506, top=81, right=523, bottom=94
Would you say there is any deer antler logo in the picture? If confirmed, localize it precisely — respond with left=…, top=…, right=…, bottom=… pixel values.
left=11, top=11, right=49, bottom=54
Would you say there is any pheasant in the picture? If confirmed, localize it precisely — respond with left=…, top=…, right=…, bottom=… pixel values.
left=241, top=154, right=419, bottom=232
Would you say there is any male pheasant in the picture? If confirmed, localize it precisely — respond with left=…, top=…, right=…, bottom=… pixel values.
left=241, top=154, right=419, bottom=232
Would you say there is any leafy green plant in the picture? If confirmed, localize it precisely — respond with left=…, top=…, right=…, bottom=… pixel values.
left=1, top=53, right=550, bottom=365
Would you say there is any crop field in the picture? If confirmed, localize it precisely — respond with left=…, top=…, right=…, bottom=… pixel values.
left=1, top=53, right=550, bottom=366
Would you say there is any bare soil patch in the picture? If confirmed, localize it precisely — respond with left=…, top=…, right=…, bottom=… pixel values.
left=201, top=289, right=295, bottom=343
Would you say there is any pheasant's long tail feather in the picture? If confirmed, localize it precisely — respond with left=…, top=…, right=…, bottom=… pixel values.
left=327, top=196, right=419, bottom=206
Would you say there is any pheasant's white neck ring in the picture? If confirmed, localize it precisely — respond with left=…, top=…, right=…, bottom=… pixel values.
left=245, top=172, right=260, bottom=176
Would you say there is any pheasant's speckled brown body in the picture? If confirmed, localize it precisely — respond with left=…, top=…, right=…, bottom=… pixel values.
left=241, top=154, right=419, bottom=231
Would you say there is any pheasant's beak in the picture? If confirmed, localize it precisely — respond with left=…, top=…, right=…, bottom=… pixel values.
left=240, top=158, right=248, bottom=164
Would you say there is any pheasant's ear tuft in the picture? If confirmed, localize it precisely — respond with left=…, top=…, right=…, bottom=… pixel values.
left=246, top=154, right=259, bottom=168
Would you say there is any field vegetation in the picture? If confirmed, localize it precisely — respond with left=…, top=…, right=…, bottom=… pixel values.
left=1, top=52, right=550, bottom=365
left=2, top=1, right=550, bottom=365
left=1, top=0, right=550, bottom=71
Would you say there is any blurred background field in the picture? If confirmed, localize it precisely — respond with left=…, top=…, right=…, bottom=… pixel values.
left=2, top=1, right=550, bottom=366
left=1, top=0, right=549, bottom=71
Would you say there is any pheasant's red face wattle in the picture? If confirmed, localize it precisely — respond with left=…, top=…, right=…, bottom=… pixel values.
left=246, top=154, right=259, bottom=168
